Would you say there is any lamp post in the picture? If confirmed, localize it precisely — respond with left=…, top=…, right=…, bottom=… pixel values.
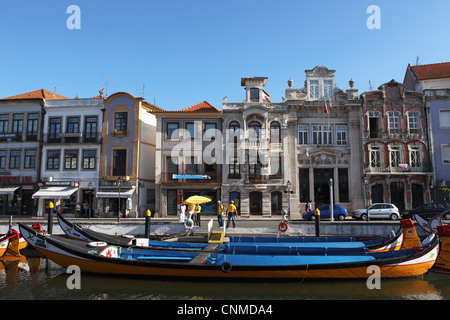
left=363, top=176, right=370, bottom=222
left=441, top=179, right=448, bottom=204
left=88, top=182, right=93, bottom=219
left=117, top=176, right=123, bottom=222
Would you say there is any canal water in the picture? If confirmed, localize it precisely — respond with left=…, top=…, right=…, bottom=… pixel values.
left=1, top=248, right=450, bottom=301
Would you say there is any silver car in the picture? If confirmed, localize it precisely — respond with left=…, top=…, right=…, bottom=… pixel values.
left=352, top=203, right=400, bottom=220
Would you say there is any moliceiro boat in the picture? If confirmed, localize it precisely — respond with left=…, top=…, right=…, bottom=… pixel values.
left=19, top=223, right=439, bottom=280
left=57, top=214, right=416, bottom=254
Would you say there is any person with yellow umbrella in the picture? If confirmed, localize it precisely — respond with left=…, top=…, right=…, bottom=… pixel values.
left=183, top=196, right=211, bottom=228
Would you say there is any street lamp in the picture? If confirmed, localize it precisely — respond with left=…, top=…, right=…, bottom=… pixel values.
left=117, top=176, right=123, bottom=222
left=88, top=182, right=93, bottom=219
left=329, top=178, right=334, bottom=222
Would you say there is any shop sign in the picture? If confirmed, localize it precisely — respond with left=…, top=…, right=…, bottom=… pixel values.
left=0, top=176, right=33, bottom=184
left=44, top=181, right=79, bottom=187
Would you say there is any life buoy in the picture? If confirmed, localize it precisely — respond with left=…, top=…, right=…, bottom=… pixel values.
left=184, top=218, right=194, bottom=230
left=221, top=262, right=232, bottom=273
left=278, top=222, right=289, bottom=232
left=87, top=241, right=107, bottom=248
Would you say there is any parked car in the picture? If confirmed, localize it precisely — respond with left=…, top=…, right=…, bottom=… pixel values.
left=303, top=204, right=348, bottom=221
left=402, top=203, right=450, bottom=220
left=352, top=203, right=400, bottom=220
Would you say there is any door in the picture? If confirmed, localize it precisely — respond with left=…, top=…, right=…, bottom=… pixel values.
left=249, top=192, right=262, bottom=215
left=390, top=182, right=405, bottom=214
left=314, top=169, right=333, bottom=207
left=411, top=184, right=424, bottom=209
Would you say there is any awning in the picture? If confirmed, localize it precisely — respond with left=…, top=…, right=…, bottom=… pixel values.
left=32, top=187, right=78, bottom=199
left=0, top=186, right=20, bottom=195
left=96, top=189, right=135, bottom=199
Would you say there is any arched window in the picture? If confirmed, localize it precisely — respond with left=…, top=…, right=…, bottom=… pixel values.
left=248, top=121, right=261, bottom=140
left=270, top=121, right=281, bottom=143
left=249, top=191, right=262, bottom=215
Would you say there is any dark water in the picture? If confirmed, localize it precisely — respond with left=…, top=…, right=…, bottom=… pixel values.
left=1, top=249, right=450, bottom=300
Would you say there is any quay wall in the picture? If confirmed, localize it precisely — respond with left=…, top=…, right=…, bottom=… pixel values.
left=1, top=219, right=430, bottom=238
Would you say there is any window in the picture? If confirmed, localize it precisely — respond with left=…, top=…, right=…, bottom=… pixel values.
left=312, top=125, right=332, bottom=145
left=84, top=116, right=98, bottom=141
left=82, top=150, right=96, bottom=169
left=185, top=122, right=197, bottom=139
left=24, top=150, right=36, bottom=169
left=324, top=80, right=333, bottom=98
left=409, top=146, right=422, bottom=168
left=408, top=111, right=420, bottom=133
left=389, top=146, right=401, bottom=168
left=113, top=149, right=127, bottom=176
left=64, top=150, right=78, bottom=170
left=185, top=157, right=198, bottom=174
left=270, top=156, right=282, bottom=176
left=67, top=117, right=79, bottom=133
left=443, top=145, right=450, bottom=164
left=309, top=80, right=319, bottom=99
left=250, top=88, right=259, bottom=101
left=298, top=125, right=308, bottom=144
left=370, top=146, right=382, bottom=168
left=229, top=121, right=240, bottom=178
left=114, top=112, right=128, bottom=132
left=271, top=192, right=282, bottom=215
left=248, top=156, right=262, bottom=177
left=0, top=114, right=8, bottom=133
left=166, top=123, right=179, bottom=140
left=270, top=122, right=281, bottom=143
left=167, top=190, right=178, bottom=215
left=248, top=121, right=261, bottom=144
left=27, top=113, right=39, bottom=140
left=0, top=150, right=6, bottom=169
left=204, top=123, right=217, bottom=140
left=49, top=118, right=61, bottom=141
left=12, top=114, right=23, bottom=140
left=388, top=111, right=400, bottom=133
left=47, top=151, right=60, bottom=170
left=9, top=150, right=21, bottom=169
left=439, top=110, right=450, bottom=129
left=336, top=125, right=347, bottom=145
left=368, top=111, right=381, bottom=138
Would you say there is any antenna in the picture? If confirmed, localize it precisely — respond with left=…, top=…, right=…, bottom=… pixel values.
left=369, top=80, right=373, bottom=91
left=139, top=85, right=146, bottom=99
left=102, top=76, right=114, bottom=97
left=416, top=56, right=420, bottom=66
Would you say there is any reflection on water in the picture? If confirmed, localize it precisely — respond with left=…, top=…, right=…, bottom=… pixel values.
left=1, top=249, right=449, bottom=300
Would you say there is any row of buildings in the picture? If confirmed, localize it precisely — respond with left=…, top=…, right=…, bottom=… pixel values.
left=1, top=62, right=449, bottom=218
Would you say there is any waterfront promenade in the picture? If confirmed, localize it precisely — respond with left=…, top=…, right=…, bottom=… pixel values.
left=0, top=215, right=430, bottom=239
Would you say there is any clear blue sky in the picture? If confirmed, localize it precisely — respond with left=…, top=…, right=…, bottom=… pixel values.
left=1, top=0, right=449, bottom=110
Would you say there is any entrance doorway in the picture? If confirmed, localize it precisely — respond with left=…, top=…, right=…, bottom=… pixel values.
left=249, top=191, right=262, bottom=215
left=411, top=184, right=424, bottom=209
left=371, top=184, right=384, bottom=204
left=314, top=169, right=333, bottom=207
left=390, top=182, right=405, bottom=214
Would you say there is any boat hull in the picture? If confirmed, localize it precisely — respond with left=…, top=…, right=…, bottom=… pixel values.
left=20, top=223, right=439, bottom=280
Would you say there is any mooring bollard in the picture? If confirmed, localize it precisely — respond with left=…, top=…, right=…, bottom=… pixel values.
left=145, top=209, right=151, bottom=238
left=314, top=207, right=320, bottom=237
left=48, top=201, right=54, bottom=234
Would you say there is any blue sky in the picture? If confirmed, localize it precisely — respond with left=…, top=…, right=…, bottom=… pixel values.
left=1, top=0, right=449, bottom=110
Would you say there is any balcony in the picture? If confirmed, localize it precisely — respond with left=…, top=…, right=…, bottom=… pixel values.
left=44, top=132, right=102, bottom=144
left=364, top=164, right=432, bottom=174
left=247, top=175, right=268, bottom=184
left=160, top=172, right=222, bottom=184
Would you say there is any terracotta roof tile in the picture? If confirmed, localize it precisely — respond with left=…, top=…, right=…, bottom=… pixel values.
left=174, top=101, right=221, bottom=113
left=1, top=89, right=69, bottom=101
left=411, top=62, right=450, bottom=80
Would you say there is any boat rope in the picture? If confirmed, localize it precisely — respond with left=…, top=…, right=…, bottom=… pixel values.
left=298, top=264, right=309, bottom=285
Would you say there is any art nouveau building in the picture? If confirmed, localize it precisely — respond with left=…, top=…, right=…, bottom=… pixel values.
left=222, top=77, right=291, bottom=217
left=284, top=66, right=363, bottom=215
left=360, top=80, right=433, bottom=213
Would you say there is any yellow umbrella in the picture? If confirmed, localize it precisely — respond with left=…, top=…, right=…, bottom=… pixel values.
left=183, top=195, right=211, bottom=205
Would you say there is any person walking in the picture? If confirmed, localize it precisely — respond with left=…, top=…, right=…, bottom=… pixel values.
left=217, top=201, right=225, bottom=227
left=226, top=201, right=237, bottom=228
left=195, top=203, right=202, bottom=227
left=83, top=201, right=89, bottom=218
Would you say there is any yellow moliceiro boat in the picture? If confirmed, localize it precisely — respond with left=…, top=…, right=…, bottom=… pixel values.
left=19, top=223, right=439, bottom=281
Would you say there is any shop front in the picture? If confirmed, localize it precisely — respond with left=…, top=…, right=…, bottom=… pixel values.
left=0, top=176, right=37, bottom=216
left=166, top=188, right=219, bottom=216
left=96, top=188, right=135, bottom=218
left=32, top=181, right=79, bottom=217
